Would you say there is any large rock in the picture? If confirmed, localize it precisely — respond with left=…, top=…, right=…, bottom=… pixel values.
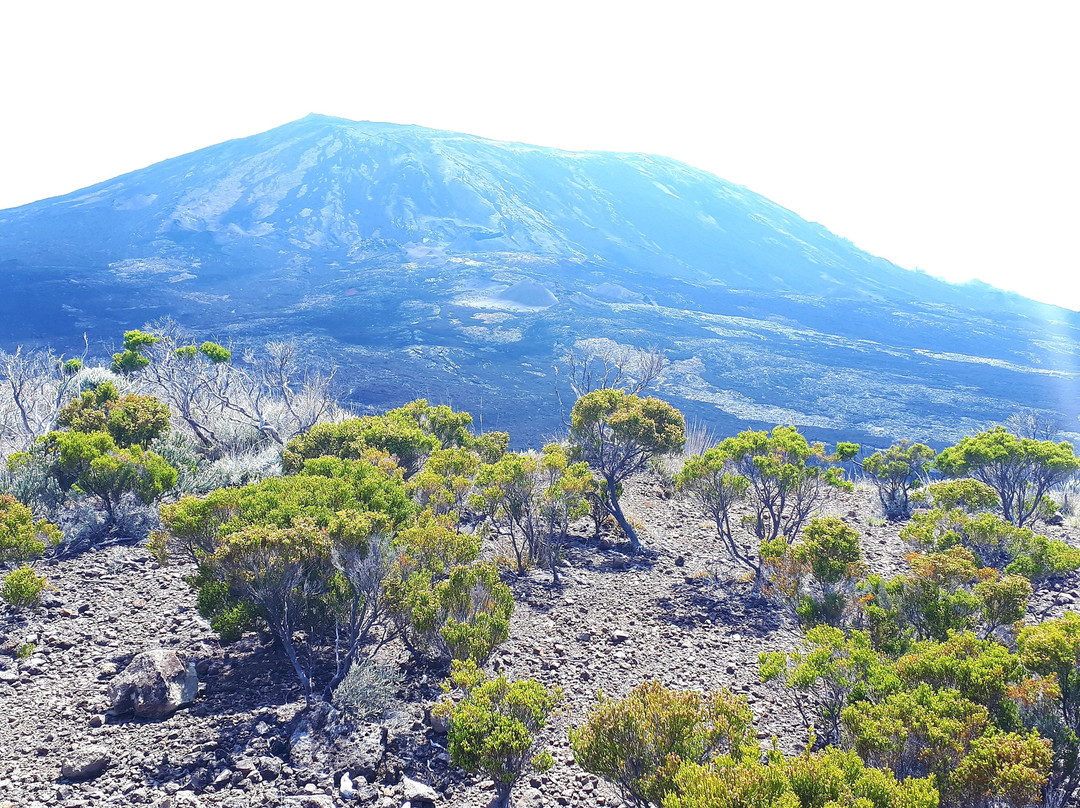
left=401, top=775, right=439, bottom=804
left=108, top=649, right=198, bottom=719
left=61, top=744, right=110, bottom=780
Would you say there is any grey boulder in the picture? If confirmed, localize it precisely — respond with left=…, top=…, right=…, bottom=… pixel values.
left=61, top=744, right=110, bottom=780
left=108, top=649, right=199, bottom=719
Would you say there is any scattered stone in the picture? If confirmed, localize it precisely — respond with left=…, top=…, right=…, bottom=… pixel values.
left=257, top=755, right=283, bottom=781
left=60, top=744, right=110, bottom=780
left=340, top=771, right=356, bottom=799
left=152, top=792, right=205, bottom=808
left=107, top=649, right=198, bottom=719
left=283, top=797, right=335, bottom=808
left=401, top=775, right=439, bottom=804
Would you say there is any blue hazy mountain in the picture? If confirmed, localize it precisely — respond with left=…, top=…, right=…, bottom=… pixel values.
left=2, top=114, right=1078, bottom=447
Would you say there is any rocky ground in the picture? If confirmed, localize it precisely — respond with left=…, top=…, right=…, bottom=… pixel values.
left=3, top=478, right=1080, bottom=808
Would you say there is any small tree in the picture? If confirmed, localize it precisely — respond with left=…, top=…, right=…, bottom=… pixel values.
left=445, top=660, right=561, bottom=808
left=760, top=626, right=892, bottom=747
left=675, top=450, right=755, bottom=587
left=570, top=389, right=685, bottom=550
left=111, top=330, right=159, bottom=374
left=936, top=427, right=1079, bottom=528
left=862, top=440, right=936, bottom=520
left=472, top=444, right=594, bottom=581
left=1016, top=612, right=1080, bottom=808
left=715, top=426, right=847, bottom=546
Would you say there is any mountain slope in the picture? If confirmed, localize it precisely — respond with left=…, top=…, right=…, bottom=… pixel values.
left=2, top=114, right=1078, bottom=447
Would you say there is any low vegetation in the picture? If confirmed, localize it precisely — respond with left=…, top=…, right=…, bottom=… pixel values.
left=3, top=333, right=1080, bottom=806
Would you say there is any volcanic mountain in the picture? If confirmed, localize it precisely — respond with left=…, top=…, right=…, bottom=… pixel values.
left=2, top=114, right=1078, bottom=446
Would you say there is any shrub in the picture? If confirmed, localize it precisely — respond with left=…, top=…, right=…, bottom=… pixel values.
left=675, top=450, right=757, bottom=588
left=665, top=747, right=939, bottom=808
left=392, top=561, right=514, bottom=664
left=864, top=548, right=999, bottom=643
left=282, top=400, right=488, bottom=476
left=58, top=384, right=171, bottom=448
left=894, top=633, right=1028, bottom=725
left=570, top=680, right=755, bottom=807
left=901, top=507, right=1080, bottom=581
left=445, top=660, right=561, bottom=808
left=760, top=626, right=895, bottom=747
left=0, top=494, right=60, bottom=563
left=862, top=440, right=937, bottom=520
left=2, top=565, right=47, bottom=608
left=935, top=428, right=1080, bottom=527
left=570, top=389, right=685, bottom=550
left=763, top=516, right=865, bottom=627
left=714, top=426, right=847, bottom=546
left=111, top=329, right=159, bottom=374
left=331, top=658, right=404, bottom=720
left=843, top=682, right=1051, bottom=807
left=471, top=444, right=595, bottom=581
left=916, top=479, right=1000, bottom=513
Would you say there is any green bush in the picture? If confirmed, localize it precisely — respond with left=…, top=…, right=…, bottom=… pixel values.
left=915, top=479, right=1000, bottom=513
left=935, top=428, right=1079, bottom=527
left=764, top=516, right=865, bottom=627
left=0, top=494, right=60, bottom=563
left=471, top=444, right=595, bottom=581
left=760, top=626, right=895, bottom=747
left=110, top=329, right=158, bottom=374
left=282, top=399, right=488, bottom=475
left=842, top=683, right=1050, bottom=806
left=665, top=747, right=939, bottom=808
left=445, top=660, right=561, bottom=808
left=570, top=389, right=685, bottom=550
left=57, top=384, right=171, bottom=448
left=862, top=548, right=1005, bottom=644
left=392, top=561, right=514, bottom=664
left=862, top=440, right=936, bottom=521
left=570, top=680, right=755, bottom=807
left=902, top=506, right=1080, bottom=581
left=2, top=565, right=47, bottom=608
left=713, top=426, right=848, bottom=547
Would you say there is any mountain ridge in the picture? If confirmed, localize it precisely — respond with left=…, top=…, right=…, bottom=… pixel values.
left=2, top=115, right=1077, bottom=447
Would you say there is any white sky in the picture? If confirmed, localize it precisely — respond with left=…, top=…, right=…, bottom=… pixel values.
left=1, top=1, right=1077, bottom=308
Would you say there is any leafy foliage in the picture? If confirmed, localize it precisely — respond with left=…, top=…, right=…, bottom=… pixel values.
left=665, top=746, right=939, bottom=808
left=762, top=516, right=865, bottom=627
left=471, top=444, right=595, bottom=580
left=675, top=449, right=756, bottom=586
left=2, top=564, right=47, bottom=608
left=570, top=680, right=755, bottom=807
left=760, top=626, right=895, bottom=746
left=716, top=426, right=848, bottom=546
left=935, top=427, right=1079, bottom=527
left=445, top=660, right=561, bottom=808
left=570, top=389, right=685, bottom=550
left=862, top=441, right=936, bottom=520
left=901, top=507, right=1080, bottom=582
left=111, top=330, right=159, bottom=374
left=0, top=494, right=60, bottom=564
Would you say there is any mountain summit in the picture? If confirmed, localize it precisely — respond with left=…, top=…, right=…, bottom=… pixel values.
left=2, top=115, right=1077, bottom=445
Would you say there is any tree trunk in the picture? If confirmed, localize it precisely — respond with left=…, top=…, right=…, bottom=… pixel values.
left=606, top=486, right=640, bottom=551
